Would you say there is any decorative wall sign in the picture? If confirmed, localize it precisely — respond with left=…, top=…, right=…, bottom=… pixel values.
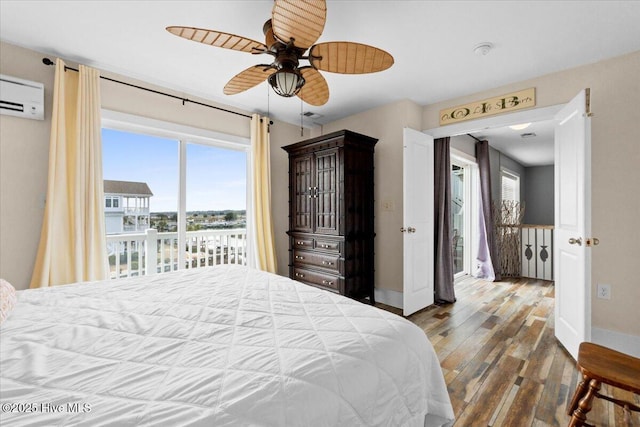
left=439, top=88, right=536, bottom=126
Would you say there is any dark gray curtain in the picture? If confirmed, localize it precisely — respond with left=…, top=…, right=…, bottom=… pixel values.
left=476, top=140, right=501, bottom=281
left=434, top=137, right=456, bottom=303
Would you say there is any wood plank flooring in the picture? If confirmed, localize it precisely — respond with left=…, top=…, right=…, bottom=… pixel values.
left=377, top=276, right=640, bottom=427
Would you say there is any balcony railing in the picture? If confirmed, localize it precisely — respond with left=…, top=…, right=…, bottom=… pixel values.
left=105, top=228, right=247, bottom=279
left=123, top=207, right=150, bottom=215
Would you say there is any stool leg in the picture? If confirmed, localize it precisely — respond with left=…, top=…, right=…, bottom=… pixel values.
left=568, top=378, right=601, bottom=427
left=568, top=375, right=590, bottom=416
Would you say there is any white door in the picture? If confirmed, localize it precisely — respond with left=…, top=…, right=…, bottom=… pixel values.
left=554, top=89, right=592, bottom=360
left=403, top=128, right=434, bottom=316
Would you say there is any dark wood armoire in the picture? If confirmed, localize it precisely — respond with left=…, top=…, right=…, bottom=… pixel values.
left=283, top=130, right=377, bottom=303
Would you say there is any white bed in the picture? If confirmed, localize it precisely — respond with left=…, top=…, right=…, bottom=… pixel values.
left=0, top=265, right=453, bottom=426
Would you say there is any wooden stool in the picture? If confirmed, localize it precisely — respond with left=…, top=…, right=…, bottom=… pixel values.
left=567, top=342, right=640, bottom=427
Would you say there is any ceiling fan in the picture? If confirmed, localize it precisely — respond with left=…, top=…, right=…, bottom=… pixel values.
left=166, top=0, right=394, bottom=106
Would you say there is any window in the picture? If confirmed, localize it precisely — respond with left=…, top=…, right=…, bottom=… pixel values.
left=501, top=169, right=520, bottom=203
left=105, top=196, right=121, bottom=209
left=101, top=110, right=250, bottom=278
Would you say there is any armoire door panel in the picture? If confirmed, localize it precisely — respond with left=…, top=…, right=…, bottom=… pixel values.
left=291, top=154, right=313, bottom=232
left=315, top=148, right=339, bottom=235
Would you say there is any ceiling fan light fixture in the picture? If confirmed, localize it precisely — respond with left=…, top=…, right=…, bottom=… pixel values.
left=269, top=68, right=305, bottom=97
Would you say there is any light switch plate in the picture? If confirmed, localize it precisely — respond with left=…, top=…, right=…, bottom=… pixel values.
left=381, top=200, right=395, bottom=212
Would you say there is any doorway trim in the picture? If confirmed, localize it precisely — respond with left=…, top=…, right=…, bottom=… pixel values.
left=424, top=104, right=564, bottom=282
left=424, top=104, right=563, bottom=139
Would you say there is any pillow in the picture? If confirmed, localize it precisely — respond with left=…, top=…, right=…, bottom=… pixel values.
left=0, top=278, right=17, bottom=324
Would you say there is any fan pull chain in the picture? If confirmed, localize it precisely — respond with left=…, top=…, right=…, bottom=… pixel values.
left=267, top=83, right=270, bottom=133
left=300, top=97, right=304, bottom=137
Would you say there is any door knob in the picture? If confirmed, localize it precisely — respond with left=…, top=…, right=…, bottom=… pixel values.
left=568, top=237, right=582, bottom=246
left=400, top=227, right=407, bottom=233
left=407, top=227, right=416, bottom=233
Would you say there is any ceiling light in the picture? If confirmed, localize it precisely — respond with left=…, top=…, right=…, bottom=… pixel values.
left=509, top=123, right=532, bottom=130
left=473, top=42, right=493, bottom=56
left=268, top=68, right=305, bottom=97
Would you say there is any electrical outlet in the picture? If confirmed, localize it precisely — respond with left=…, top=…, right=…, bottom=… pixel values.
left=597, top=284, right=611, bottom=300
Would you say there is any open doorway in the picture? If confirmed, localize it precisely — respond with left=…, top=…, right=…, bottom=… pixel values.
left=423, top=94, right=592, bottom=359
left=467, top=119, right=556, bottom=280
left=430, top=107, right=560, bottom=283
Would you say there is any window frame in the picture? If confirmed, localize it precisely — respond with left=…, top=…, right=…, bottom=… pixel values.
left=101, top=109, right=252, bottom=270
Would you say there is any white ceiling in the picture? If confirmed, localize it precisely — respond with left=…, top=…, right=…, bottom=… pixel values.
left=2, top=1, right=640, bottom=165
left=470, top=119, right=555, bottom=167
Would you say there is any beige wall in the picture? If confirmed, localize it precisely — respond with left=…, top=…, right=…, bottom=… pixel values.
left=425, top=51, right=640, bottom=336
left=275, top=99, right=422, bottom=292
left=0, top=41, right=302, bottom=289
left=1, top=42, right=54, bottom=290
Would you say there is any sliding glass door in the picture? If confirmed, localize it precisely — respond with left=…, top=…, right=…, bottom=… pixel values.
left=451, top=163, right=465, bottom=275
left=101, top=111, right=250, bottom=278
left=450, top=152, right=478, bottom=278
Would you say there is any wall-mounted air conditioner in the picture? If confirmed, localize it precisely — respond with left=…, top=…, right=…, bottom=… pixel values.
left=0, top=74, right=44, bottom=120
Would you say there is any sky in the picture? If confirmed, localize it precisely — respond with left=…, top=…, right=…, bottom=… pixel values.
left=102, top=128, right=247, bottom=213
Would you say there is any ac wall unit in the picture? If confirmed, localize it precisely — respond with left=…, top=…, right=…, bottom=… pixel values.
left=0, top=74, right=44, bottom=120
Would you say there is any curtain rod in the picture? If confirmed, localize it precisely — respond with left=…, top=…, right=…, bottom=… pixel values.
left=466, top=133, right=483, bottom=143
left=42, top=57, right=273, bottom=125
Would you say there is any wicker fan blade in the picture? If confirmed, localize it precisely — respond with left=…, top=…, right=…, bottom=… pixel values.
left=224, top=66, right=276, bottom=95
left=271, top=0, right=326, bottom=49
left=167, top=26, right=267, bottom=53
left=297, top=67, right=329, bottom=106
left=309, top=42, right=394, bottom=74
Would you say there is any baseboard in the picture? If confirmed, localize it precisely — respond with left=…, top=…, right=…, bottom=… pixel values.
left=374, top=288, right=403, bottom=309
left=592, top=327, right=640, bottom=358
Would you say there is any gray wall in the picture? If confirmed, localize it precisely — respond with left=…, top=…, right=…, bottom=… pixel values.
left=489, top=147, right=526, bottom=205
left=523, top=165, right=554, bottom=225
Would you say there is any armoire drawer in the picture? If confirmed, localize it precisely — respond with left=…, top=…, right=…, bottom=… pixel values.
left=292, top=268, right=341, bottom=292
left=292, top=250, right=340, bottom=274
left=292, top=237, right=314, bottom=250
left=314, top=238, right=340, bottom=253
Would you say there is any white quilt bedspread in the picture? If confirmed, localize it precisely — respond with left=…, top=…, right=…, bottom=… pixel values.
left=0, top=265, right=453, bottom=426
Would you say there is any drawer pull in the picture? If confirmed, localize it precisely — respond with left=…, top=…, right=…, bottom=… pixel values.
left=322, top=280, right=333, bottom=286
left=295, top=255, right=304, bottom=260
left=320, top=244, right=331, bottom=248
left=322, top=261, right=334, bottom=266
left=296, top=241, right=305, bottom=245
left=295, top=273, right=305, bottom=278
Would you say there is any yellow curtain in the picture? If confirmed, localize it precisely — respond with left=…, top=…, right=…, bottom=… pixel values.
left=30, top=59, right=108, bottom=287
left=251, top=114, right=277, bottom=273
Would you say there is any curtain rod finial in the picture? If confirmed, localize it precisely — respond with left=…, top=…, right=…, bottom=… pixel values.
left=42, top=58, right=55, bottom=66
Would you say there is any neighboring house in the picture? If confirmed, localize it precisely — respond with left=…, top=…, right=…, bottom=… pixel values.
left=103, top=180, right=153, bottom=234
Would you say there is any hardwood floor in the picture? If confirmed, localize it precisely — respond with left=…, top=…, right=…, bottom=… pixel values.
left=378, top=276, right=640, bottom=427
